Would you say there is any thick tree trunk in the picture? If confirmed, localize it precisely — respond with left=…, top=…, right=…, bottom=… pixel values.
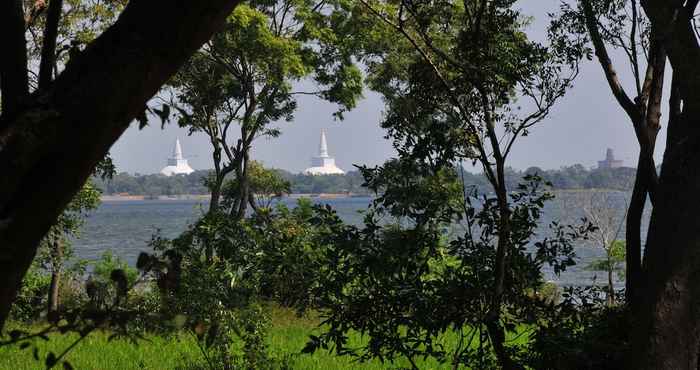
left=631, top=1, right=700, bottom=367
left=632, top=132, right=700, bottom=368
left=625, top=151, right=650, bottom=307
left=0, top=0, right=241, bottom=330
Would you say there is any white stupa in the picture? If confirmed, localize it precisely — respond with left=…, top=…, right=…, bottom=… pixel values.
left=160, top=138, right=195, bottom=176
left=304, top=130, right=345, bottom=175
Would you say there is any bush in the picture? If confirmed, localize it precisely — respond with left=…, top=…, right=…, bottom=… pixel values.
left=10, top=264, right=51, bottom=322
left=86, top=251, right=140, bottom=309
left=527, top=286, right=629, bottom=370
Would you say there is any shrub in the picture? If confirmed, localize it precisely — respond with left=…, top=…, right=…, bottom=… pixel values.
left=10, top=264, right=51, bottom=322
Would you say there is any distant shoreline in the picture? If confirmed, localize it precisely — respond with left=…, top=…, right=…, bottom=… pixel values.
left=99, top=188, right=627, bottom=202
left=100, top=193, right=371, bottom=202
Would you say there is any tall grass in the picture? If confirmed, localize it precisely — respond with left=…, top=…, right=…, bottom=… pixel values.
left=1, top=305, right=520, bottom=369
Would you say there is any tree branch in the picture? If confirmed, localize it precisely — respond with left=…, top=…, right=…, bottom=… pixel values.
left=582, top=0, right=640, bottom=121
left=0, top=0, right=29, bottom=118
left=38, top=0, right=64, bottom=89
left=0, top=0, right=243, bottom=330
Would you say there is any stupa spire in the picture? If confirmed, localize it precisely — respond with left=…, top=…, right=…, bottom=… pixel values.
left=161, top=138, right=195, bottom=176
left=319, top=129, right=329, bottom=158
left=173, top=138, right=184, bottom=160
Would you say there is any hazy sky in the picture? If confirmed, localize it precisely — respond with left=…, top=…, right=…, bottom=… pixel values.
left=109, top=0, right=667, bottom=174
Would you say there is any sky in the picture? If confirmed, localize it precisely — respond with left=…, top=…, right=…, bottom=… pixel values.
left=109, top=0, right=667, bottom=175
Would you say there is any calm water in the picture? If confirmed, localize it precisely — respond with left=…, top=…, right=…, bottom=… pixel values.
left=73, top=192, right=649, bottom=287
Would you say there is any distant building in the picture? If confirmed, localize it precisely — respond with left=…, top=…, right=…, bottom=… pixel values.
left=598, top=148, right=623, bottom=169
left=304, top=130, right=345, bottom=175
left=160, top=138, right=195, bottom=176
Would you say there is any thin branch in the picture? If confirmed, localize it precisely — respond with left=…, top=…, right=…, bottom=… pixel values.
left=630, top=1, right=642, bottom=96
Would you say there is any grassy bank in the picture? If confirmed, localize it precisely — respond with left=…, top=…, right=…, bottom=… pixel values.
left=1, top=306, right=473, bottom=370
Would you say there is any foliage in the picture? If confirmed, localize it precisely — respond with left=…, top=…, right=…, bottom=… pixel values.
left=1, top=251, right=166, bottom=369
left=586, top=240, right=626, bottom=280
left=305, top=170, right=593, bottom=368
left=222, top=161, right=292, bottom=210
left=85, top=251, right=141, bottom=310
left=169, top=0, right=364, bottom=213
left=11, top=179, right=101, bottom=321
left=2, top=304, right=504, bottom=369
left=296, top=0, right=589, bottom=367
left=252, top=199, right=330, bottom=309
left=10, top=265, right=52, bottom=322
left=527, top=285, right=629, bottom=370
left=150, top=205, right=322, bottom=368
left=92, top=165, right=638, bottom=197
left=92, top=170, right=211, bottom=197
left=23, top=0, right=128, bottom=87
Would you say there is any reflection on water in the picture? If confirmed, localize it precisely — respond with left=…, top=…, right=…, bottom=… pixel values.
left=73, top=192, right=650, bottom=287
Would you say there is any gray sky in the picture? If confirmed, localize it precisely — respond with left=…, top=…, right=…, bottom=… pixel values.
left=109, top=0, right=666, bottom=174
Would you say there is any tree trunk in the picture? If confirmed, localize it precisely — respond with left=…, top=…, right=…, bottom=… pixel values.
left=607, top=265, right=615, bottom=307
left=632, top=136, right=700, bottom=368
left=625, top=152, right=649, bottom=307
left=235, top=151, right=251, bottom=220
left=47, top=238, right=64, bottom=314
left=0, top=0, right=241, bottom=330
left=38, top=0, right=63, bottom=90
left=486, top=161, right=522, bottom=370
left=631, top=1, right=700, bottom=367
left=209, top=175, right=224, bottom=214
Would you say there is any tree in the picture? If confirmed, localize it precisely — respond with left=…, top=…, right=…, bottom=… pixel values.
left=586, top=240, right=626, bottom=305
left=628, top=1, right=700, bottom=367
left=307, top=0, right=581, bottom=367
left=170, top=0, right=362, bottom=216
left=551, top=0, right=666, bottom=309
left=0, top=0, right=243, bottom=330
left=39, top=181, right=100, bottom=314
left=564, top=191, right=627, bottom=306
left=222, top=161, right=291, bottom=212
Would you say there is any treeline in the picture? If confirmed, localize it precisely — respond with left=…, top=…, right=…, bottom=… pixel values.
left=92, top=169, right=373, bottom=196
left=93, top=165, right=637, bottom=196
left=92, top=170, right=211, bottom=197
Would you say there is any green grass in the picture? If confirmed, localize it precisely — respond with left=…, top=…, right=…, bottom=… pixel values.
left=0, top=306, right=527, bottom=369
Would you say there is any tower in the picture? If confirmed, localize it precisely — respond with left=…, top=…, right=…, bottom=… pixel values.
left=304, top=129, right=345, bottom=175
left=160, top=138, right=195, bottom=176
left=598, top=148, right=623, bottom=169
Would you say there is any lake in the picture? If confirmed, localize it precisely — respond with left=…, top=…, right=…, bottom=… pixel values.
left=73, top=192, right=648, bottom=287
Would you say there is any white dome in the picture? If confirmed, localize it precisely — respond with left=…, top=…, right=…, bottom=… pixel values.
left=304, top=165, right=345, bottom=175
left=161, top=164, right=194, bottom=176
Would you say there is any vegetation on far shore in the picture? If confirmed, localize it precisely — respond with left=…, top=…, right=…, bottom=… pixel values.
left=92, top=165, right=638, bottom=198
